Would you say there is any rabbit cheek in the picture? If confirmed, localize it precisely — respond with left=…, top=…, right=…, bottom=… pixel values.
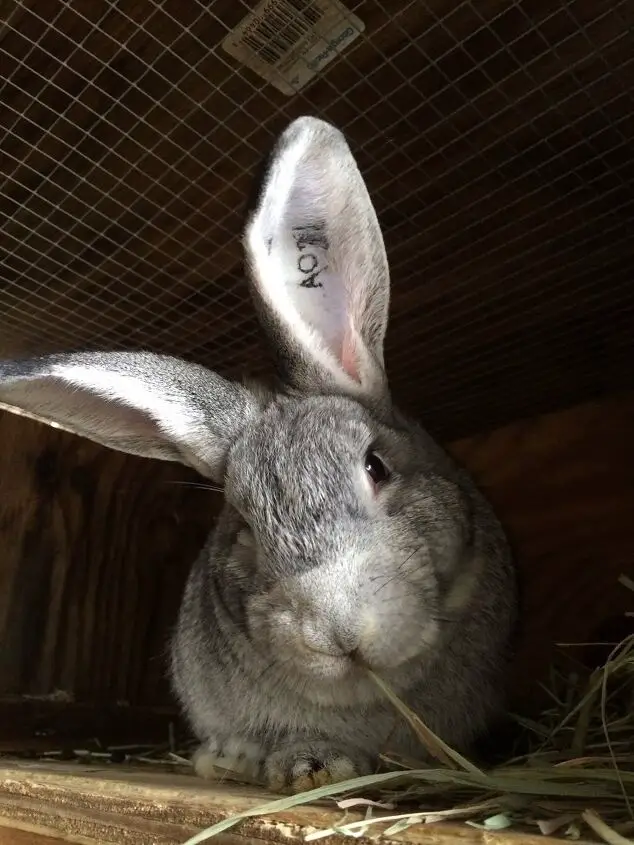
left=245, top=590, right=289, bottom=648
left=358, top=560, right=442, bottom=668
left=359, top=595, right=439, bottom=669
left=245, top=591, right=305, bottom=663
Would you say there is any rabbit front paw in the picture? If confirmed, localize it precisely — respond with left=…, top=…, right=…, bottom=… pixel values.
left=264, top=741, right=371, bottom=793
left=193, top=735, right=266, bottom=782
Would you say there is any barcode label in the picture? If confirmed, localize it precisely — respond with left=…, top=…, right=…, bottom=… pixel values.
left=241, top=0, right=323, bottom=67
left=223, top=0, right=364, bottom=95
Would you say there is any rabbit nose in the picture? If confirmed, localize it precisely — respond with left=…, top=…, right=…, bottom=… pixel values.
left=300, top=617, right=357, bottom=658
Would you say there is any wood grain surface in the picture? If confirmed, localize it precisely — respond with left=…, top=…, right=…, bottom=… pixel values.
left=0, top=407, right=218, bottom=704
left=0, top=760, right=588, bottom=845
left=450, top=390, right=634, bottom=702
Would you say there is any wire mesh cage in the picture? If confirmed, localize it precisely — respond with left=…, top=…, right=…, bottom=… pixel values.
left=1, top=0, right=633, bottom=439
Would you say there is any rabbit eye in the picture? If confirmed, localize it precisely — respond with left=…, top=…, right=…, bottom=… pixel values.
left=365, top=451, right=389, bottom=486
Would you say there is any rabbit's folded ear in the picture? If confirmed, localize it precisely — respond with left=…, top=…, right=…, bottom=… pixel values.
left=244, top=116, right=391, bottom=408
left=0, top=351, right=259, bottom=481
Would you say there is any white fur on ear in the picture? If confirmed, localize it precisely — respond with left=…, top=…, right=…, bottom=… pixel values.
left=52, top=363, right=196, bottom=442
left=245, top=116, right=391, bottom=404
left=247, top=126, right=355, bottom=389
left=0, top=351, right=259, bottom=481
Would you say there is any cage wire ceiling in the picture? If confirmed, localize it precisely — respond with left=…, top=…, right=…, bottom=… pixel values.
left=1, top=0, right=633, bottom=440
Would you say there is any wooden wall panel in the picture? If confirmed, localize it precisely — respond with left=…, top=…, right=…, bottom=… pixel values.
left=0, top=410, right=219, bottom=704
left=450, top=391, right=634, bottom=703
left=0, top=392, right=632, bottom=714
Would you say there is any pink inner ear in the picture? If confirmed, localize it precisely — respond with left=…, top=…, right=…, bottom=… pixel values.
left=341, top=327, right=360, bottom=383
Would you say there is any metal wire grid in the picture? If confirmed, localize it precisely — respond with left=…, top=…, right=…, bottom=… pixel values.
left=1, top=0, right=633, bottom=437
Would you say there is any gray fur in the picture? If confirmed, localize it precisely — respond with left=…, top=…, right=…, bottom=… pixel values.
left=0, top=117, right=517, bottom=792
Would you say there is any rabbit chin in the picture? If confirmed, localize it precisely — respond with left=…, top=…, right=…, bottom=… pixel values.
left=265, top=650, right=378, bottom=707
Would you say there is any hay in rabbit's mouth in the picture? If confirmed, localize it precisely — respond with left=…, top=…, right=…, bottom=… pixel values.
left=181, top=574, right=634, bottom=845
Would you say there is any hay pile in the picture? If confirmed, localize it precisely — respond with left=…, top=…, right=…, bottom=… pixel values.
left=184, top=575, right=633, bottom=845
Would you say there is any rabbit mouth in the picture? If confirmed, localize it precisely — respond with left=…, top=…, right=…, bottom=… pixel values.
left=302, top=653, right=355, bottom=676
left=282, top=651, right=392, bottom=708
left=291, top=645, right=364, bottom=680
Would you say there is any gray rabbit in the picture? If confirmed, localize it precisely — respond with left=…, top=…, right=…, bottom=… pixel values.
left=0, top=117, right=517, bottom=793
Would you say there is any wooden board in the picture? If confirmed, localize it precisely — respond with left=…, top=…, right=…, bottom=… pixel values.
left=0, top=829, right=85, bottom=845
left=0, top=407, right=218, bottom=705
left=0, top=760, right=580, bottom=845
left=450, top=390, right=634, bottom=704
left=0, top=699, right=181, bottom=753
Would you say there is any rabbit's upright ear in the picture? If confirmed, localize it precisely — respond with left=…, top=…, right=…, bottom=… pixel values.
left=0, top=351, right=259, bottom=481
left=244, top=116, right=391, bottom=409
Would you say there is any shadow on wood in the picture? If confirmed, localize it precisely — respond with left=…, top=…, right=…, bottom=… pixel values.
left=450, top=390, right=634, bottom=705
left=0, top=409, right=218, bottom=705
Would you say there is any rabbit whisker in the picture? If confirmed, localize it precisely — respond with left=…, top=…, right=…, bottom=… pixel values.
left=165, top=480, right=224, bottom=493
